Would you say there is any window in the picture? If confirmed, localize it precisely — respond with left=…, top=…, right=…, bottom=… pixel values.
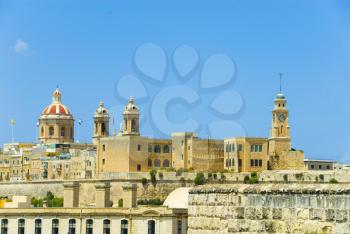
left=163, top=145, right=170, bottom=153
left=177, top=220, right=182, bottom=234
left=137, top=145, right=141, bottom=151
left=231, top=144, right=235, bottom=152
left=148, top=159, right=152, bottom=167
left=61, top=127, right=65, bottom=137
left=259, top=160, right=262, bottom=167
left=86, top=219, right=93, bottom=234
left=163, top=159, right=170, bottom=168
left=49, top=127, right=54, bottom=136
left=311, top=165, right=314, bottom=169
left=154, top=159, right=160, bottom=167
left=259, top=145, right=263, bottom=152
left=41, top=127, right=44, bottom=137
left=101, top=123, right=106, bottom=134
left=102, top=144, right=106, bottom=151
left=121, top=220, right=128, bottom=234
left=95, top=122, right=98, bottom=133
left=326, top=165, right=330, bottom=170
left=131, top=120, right=136, bottom=131
left=238, top=144, right=243, bottom=151
left=68, top=219, right=76, bottom=234
left=18, top=219, right=25, bottom=234
left=154, top=145, right=161, bottom=153
left=148, top=144, right=152, bottom=153
left=35, top=219, right=42, bottom=234
left=225, top=144, right=229, bottom=153
left=319, top=165, right=322, bottom=169
left=148, top=220, right=155, bottom=234
left=52, top=219, right=59, bottom=234
left=1, top=219, right=8, bottom=234
left=238, top=159, right=242, bottom=167
left=102, top=159, right=105, bottom=165
left=250, top=160, right=254, bottom=167
left=103, top=219, right=110, bottom=234
left=137, top=164, right=141, bottom=171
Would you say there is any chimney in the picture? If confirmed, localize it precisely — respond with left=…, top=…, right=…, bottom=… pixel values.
left=63, top=182, right=79, bottom=208
left=95, top=182, right=111, bottom=208
left=122, top=183, right=137, bottom=208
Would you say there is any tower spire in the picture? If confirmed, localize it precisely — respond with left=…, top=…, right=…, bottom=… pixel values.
left=279, top=73, right=283, bottom=93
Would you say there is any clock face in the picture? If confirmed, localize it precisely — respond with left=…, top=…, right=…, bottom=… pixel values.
left=278, top=114, right=286, bottom=122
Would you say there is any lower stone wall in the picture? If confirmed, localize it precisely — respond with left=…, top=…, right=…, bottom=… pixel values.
left=188, top=184, right=350, bottom=234
left=0, top=180, right=187, bottom=206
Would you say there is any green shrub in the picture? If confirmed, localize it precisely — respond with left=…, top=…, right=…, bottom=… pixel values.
left=295, top=173, right=304, bottom=180
left=118, top=198, right=123, bottom=207
left=137, top=198, right=163, bottom=206
left=244, top=175, right=250, bottom=184
left=213, top=173, right=217, bottom=180
left=176, top=168, right=184, bottom=176
left=283, top=174, right=288, bottom=182
left=249, top=172, right=259, bottom=184
left=180, top=177, right=185, bottom=184
left=158, top=172, right=164, bottom=180
left=150, top=170, right=157, bottom=186
left=329, top=178, right=338, bottom=184
left=319, top=174, right=324, bottom=182
left=208, top=173, right=213, bottom=179
left=194, top=172, right=206, bottom=186
left=220, top=172, right=226, bottom=180
left=141, top=178, right=148, bottom=186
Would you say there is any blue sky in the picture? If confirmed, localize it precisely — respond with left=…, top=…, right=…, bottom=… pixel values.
left=0, top=0, right=350, bottom=162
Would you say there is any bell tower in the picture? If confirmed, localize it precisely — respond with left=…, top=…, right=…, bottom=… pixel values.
left=123, top=97, right=140, bottom=136
left=269, top=75, right=291, bottom=156
left=93, top=101, right=110, bottom=145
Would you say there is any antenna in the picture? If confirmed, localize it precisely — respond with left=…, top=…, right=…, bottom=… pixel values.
left=279, top=73, right=283, bottom=93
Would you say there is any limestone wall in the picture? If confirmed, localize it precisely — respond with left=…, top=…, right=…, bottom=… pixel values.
left=188, top=184, right=350, bottom=234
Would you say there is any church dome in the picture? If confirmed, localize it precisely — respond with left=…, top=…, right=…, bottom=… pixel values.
left=41, top=88, right=73, bottom=117
left=124, top=97, right=139, bottom=114
left=94, top=101, right=109, bottom=117
left=276, top=92, right=286, bottom=100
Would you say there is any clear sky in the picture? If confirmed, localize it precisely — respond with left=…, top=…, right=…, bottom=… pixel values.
left=0, top=0, right=350, bottom=162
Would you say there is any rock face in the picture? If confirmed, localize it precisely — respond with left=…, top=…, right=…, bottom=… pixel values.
left=188, top=184, right=350, bottom=234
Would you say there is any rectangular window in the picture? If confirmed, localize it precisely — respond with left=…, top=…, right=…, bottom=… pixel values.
left=255, top=145, right=259, bottom=152
left=259, top=160, right=262, bottom=167
left=177, top=220, right=182, bottom=234
left=259, top=145, right=263, bottom=152
left=319, top=165, right=322, bottom=169
left=311, top=165, right=314, bottom=169
left=250, top=160, right=254, bottom=167
left=137, top=164, right=141, bottom=171
left=137, top=145, right=141, bottom=151
left=238, top=144, right=242, bottom=152
left=238, top=159, right=242, bottom=167
left=255, top=159, right=259, bottom=167
left=250, top=145, right=254, bottom=152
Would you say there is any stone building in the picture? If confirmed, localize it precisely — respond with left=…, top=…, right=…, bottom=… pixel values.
left=0, top=183, right=188, bottom=234
left=93, top=101, right=110, bottom=145
left=224, top=137, right=269, bottom=173
left=39, top=88, right=74, bottom=144
left=172, top=132, right=224, bottom=171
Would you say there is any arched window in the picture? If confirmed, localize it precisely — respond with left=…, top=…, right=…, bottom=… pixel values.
left=52, top=219, right=59, bottom=234
left=68, top=219, right=76, bottom=234
left=70, top=127, right=73, bottom=138
left=35, top=219, right=42, bottom=234
left=163, top=159, right=170, bottom=168
left=86, top=219, right=93, bottom=234
left=154, top=145, right=161, bottom=153
left=101, top=123, right=106, bottom=135
left=49, top=127, right=54, bottom=136
left=103, top=219, right=110, bottom=234
left=281, top=125, right=283, bottom=134
left=1, top=219, right=8, bottom=234
left=148, top=159, right=152, bottom=167
left=154, top=159, right=160, bottom=167
left=131, top=120, right=136, bottom=131
left=148, top=220, right=155, bottom=234
left=18, top=219, right=25, bottom=234
left=121, top=220, right=128, bottom=234
left=41, top=127, right=44, bottom=137
left=163, top=145, right=170, bottom=153
left=95, top=122, right=98, bottom=133
left=61, top=127, right=65, bottom=137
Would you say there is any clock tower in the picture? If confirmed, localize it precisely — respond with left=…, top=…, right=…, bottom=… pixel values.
left=268, top=91, right=291, bottom=156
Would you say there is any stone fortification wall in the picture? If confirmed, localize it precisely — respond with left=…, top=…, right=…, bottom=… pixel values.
left=188, top=184, right=350, bottom=234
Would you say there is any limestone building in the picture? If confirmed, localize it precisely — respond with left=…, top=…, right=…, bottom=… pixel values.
left=39, top=88, right=74, bottom=144
left=93, top=101, right=110, bottom=145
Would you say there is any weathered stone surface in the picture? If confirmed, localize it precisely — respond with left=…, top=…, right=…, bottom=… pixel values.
left=188, top=184, right=350, bottom=233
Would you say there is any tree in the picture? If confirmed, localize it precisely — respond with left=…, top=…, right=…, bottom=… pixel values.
left=194, top=172, right=206, bottom=186
left=150, top=170, right=157, bottom=187
left=141, top=178, right=148, bottom=187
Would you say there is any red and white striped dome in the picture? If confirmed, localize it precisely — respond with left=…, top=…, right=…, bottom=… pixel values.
left=41, top=88, right=73, bottom=116
left=42, top=103, right=71, bottom=115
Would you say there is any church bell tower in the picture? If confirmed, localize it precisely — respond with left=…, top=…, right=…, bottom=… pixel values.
left=269, top=75, right=291, bottom=156
left=93, top=101, right=110, bottom=145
